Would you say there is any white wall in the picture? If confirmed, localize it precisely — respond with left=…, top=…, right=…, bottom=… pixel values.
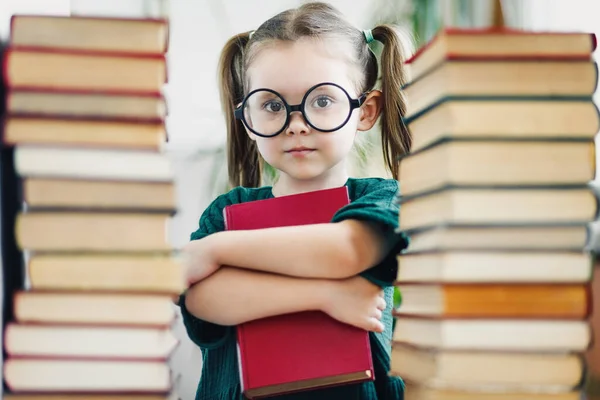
left=0, top=0, right=69, bottom=38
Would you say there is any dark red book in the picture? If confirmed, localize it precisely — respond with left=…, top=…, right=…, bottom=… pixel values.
left=223, top=186, right=374, bottom=399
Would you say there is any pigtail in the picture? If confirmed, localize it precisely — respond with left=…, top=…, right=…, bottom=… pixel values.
left=371, top=25, right=412, bottom=180
left=218, top=31, right=261, bottom=188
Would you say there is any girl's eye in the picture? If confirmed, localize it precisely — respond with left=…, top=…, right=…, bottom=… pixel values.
left=312, top=96, right=332, bottom=108
left=263, top=100, right=284, bottom=113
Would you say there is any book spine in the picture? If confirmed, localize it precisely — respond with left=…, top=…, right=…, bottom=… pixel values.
left=6, top=45, right=167, bottom=60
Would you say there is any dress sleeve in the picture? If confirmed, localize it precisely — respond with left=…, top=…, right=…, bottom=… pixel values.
left=331, top=179, right=409, bottom=287
left=178, top=193, right=234, bottom=349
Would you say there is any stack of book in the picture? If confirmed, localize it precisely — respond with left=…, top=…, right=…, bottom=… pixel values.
left=0, top=15, right=183, bottom=398
left=392, top=28, right=599, bottom=400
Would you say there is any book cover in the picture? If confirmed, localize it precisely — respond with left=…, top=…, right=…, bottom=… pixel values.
left=223, top=186, right=374, bottom=398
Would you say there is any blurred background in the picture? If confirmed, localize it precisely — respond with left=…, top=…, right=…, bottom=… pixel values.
left=1, top=0, right=600, bottom=398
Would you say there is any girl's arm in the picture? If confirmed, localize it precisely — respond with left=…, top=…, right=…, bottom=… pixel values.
left=184, top=265, right=386, bottom=332
left=185, top=219, right=393, bottom=281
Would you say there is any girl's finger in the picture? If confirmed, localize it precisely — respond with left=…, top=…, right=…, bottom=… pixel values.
left=368, top=317, right=385, bottom=333
left=371, top=308, right=383, bottom=320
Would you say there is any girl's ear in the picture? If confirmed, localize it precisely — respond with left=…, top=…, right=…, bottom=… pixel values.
left=357, top=90, right=383, bottom=132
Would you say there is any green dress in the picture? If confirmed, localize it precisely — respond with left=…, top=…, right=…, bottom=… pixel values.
left=178, top=177, right=409, bottom=400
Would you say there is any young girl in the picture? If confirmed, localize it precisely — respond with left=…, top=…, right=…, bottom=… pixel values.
left=179, top=2, right=412, bottom=399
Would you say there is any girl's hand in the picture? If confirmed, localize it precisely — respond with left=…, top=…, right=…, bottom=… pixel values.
left=182, top=237, right=220, bottom=286
left=321, top=276, right=386, bottom=332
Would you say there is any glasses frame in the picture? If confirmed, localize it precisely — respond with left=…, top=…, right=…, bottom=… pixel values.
left=234, top=82, right=367, bottom=138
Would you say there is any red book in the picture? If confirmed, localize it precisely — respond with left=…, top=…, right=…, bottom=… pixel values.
left=223, top=186, right=374, bottom=399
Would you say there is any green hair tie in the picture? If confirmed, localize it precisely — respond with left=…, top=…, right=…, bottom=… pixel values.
left=363, top=29, right=374, bottom=44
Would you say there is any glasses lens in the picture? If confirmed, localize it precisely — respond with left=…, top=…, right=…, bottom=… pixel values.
left=243, top=90, right=287, bottom=136
left=304, top=84, right=351, bottom=131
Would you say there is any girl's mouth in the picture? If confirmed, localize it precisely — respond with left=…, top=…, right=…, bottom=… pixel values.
left=286, top=147, right=316, bottom=156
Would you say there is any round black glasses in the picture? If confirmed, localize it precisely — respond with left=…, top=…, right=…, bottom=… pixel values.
left=234, top=82, right=367, bottom=138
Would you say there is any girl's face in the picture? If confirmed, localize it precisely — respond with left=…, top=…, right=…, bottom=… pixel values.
left=244, top=38, right=367, bottom=184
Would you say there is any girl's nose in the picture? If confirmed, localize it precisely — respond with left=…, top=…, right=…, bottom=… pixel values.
left=285, top=111, right=310, bottom=136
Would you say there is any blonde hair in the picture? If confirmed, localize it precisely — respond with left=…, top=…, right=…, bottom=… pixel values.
left=218, top=2, right=411, bottom=187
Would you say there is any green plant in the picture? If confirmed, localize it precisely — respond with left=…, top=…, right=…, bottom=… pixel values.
left=410, top=0, right=443, bottom=47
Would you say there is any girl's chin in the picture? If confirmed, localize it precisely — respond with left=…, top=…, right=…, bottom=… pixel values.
left=279, top=168, right=328, bottom=182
